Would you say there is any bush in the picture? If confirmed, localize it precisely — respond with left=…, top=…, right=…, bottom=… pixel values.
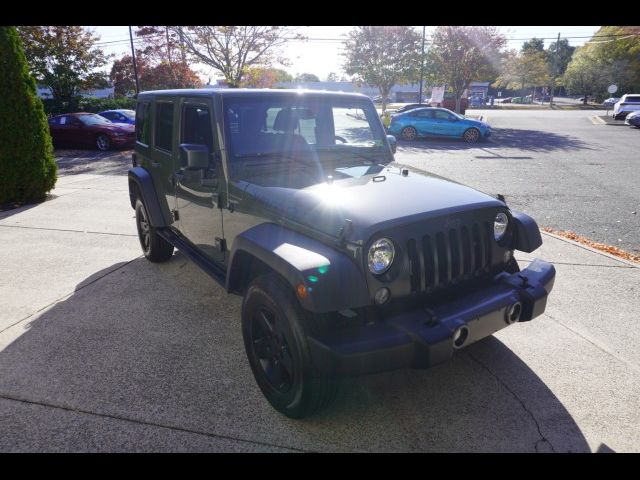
left=0, top=27, right=57, bottom=205
left=42, top=96, right=136, bottom=116
left=78, top=97, right=136, bottom=113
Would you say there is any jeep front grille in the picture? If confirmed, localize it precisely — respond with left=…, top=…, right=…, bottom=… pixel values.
left=407, top=221, right=493, bottom=293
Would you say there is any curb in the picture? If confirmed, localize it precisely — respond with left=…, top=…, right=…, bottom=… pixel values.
left=540, top=231, right=639, bottom=268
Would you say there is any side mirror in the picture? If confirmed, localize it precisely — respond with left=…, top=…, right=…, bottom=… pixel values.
left=180, top=144, right=210, bottom=169
left=386, top=135, right=397, bottom=154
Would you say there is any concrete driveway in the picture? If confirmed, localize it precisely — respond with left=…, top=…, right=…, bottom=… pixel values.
left=0, top=149, right=638, bottom=452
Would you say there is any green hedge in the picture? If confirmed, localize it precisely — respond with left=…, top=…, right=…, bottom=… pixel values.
left=43, top=96, right=136, bottom=116
left=0, top=27, right=57, bottom=205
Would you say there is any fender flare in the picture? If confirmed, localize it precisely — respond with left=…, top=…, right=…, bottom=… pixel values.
left=227, top=223, right=370, bottom=313
left=511, top=210, right=542, bottom=253
left=127, top=167, right=172, bottom=228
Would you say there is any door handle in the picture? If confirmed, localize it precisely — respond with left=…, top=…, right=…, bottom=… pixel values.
left=151, top=160, right=161, bottom=168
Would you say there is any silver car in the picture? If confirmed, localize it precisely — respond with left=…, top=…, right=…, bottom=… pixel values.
left=613, top=94, right=640, bottom=120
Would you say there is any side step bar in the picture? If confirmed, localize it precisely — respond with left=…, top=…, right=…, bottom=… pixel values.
left=158, top=228, right=227, bottom=286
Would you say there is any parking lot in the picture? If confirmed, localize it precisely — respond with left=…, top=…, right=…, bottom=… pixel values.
left=1, top=110, right=639, bottom=452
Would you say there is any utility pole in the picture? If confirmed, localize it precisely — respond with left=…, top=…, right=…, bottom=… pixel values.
left=418, top=26, right=426, bottom=104
left=549, top=32, right=560, bottom=108
left=129, top=26, right=140, bottom=95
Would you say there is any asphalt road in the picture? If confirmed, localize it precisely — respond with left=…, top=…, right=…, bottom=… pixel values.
left=394, top=109, right=640, bottom=254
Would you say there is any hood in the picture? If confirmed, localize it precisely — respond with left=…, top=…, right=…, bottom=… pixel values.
left=243, top=165, right=503, bottom=242
left=108, top=122, right=134, bottom=132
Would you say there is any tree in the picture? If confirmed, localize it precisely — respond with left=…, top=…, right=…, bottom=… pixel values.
left=343, top=26, right=422, bottom=112
left=294, top=73, right=320, bottom=82
left=547, top=38, right=575, bottom=77
left=575, top=26, right=640, bottom=96
left=494, top=50, right=550, bottom=98
left=522, top=37, right=545, bottom=54
left=426, top=26, right=506, bottom=113
left=110, top=54, right=201, bottom=97
left=326, top=72, right=339, bottom=82
left=0, top=27, right=57, bottom=205
left=562, top=47, right=625, bottom=104
left=17, top=26, right=109, bottom=110
left=173, top=26, right=301, bottom=88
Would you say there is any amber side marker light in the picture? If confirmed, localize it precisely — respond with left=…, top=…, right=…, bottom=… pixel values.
left=296, top=284, right=308, bottom=299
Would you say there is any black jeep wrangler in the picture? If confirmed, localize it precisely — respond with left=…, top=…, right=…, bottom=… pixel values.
left=128, top=89, right=555, bottom=418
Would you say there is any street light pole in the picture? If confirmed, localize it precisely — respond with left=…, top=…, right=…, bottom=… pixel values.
left=418, top=26, right=426, bottom=104
left=129, top=26, right=140, bottom=96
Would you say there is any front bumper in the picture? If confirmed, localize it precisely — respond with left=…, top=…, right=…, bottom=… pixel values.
left=308, top=259, right=555, bottom=376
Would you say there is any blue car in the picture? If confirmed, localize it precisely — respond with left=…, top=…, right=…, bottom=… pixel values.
left=388, top=107, right=491, bottom=143
left=97, top=109, right=136, bottom=125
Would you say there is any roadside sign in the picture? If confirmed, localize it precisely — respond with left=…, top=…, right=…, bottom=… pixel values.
left=608, top=84, right=618, bottom=94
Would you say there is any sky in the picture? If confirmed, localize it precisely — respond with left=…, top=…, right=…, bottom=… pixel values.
left=88, top=26, right=601, bottom=82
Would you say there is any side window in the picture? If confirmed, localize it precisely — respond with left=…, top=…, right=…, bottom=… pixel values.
left=154, top=102, right=174, bottom=151
left=433, top=110, right=453, bottom=121
left=59, top=116, right=68, bottom=125
left=181, top=104, right=213, bottom=150
left=415, top=109, right=434, bottom=118
left=48, top=117, right=60, bottom=125
left=136, top=102, right=151, bottom=144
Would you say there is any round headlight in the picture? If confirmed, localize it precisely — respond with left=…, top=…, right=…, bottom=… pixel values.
left=494, top=212, right=509, bottom=241
left=368, top=238, right=395, bottom=274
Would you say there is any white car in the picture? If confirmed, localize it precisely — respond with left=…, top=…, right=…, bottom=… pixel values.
left=613, top=94, right=640, bottom=120
left=602, top=97, right=619, bottom=108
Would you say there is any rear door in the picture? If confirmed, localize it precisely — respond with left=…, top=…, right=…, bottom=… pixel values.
left=411, top=109, right=438, bottom=135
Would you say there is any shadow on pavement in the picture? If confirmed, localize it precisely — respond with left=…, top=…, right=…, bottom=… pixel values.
left=55, top=149, right=132, bottom=176
left=0, top=256, right=591, bottom=452
left=397, top=128, right=595, bottom=155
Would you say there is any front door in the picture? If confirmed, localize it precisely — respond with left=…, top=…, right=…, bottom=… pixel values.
left=175, top=100, right=224, bottom=263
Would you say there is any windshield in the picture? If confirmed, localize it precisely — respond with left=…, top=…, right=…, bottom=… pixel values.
left=223, top=95, right=390, bottom=174
left=79, top=114, right=113, bottom=126
left=119, top=110, right=136, bottom=119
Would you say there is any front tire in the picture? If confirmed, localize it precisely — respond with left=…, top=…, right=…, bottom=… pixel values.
left=463, top=127, right=481, bottom=143
left=242, top=274, right=338, bottom=418
left=135, top=197, right=174, bottom=262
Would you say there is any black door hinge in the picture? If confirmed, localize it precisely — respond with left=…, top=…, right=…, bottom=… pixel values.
left=172, top=209, right=180, bottom=221
left=215, top=236, right=227, bottom=253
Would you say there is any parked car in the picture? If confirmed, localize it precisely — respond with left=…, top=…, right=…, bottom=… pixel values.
left=48, top=112, right=135, bottom=151
left=98, top=109, right=136, bottom=125
left=500, top=97, right=513, bottom=103
left=602, top=97, right=620, bottom=108
left=391, top=103, right=429, bottom=114
left=624, top=110, right=640, bottom=127
left=613, top=94, right=640, bottom=120
left=372, top=95, right=394, bottom=104
left=387, top=106, right=491, bottom=143
left=128, top=88, right=554, bottom=418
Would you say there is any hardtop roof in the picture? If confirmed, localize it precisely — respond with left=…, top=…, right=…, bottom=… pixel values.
left=137, top=88, right=370, bottom=101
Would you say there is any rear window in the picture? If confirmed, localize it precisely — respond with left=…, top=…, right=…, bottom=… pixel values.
left=136, top=102, right=150, bottom=144
left=154, top=102, right=174, bottom=151
left=624, top=96, right=640, bottom=103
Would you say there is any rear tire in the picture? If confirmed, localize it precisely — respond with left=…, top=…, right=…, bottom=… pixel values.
left=242, top=274, right=338, bottom=418
left=96, top=134, right=111, bottom=151
left=135, top=197, right=173, bottom=262
left=400, top=126, right=417, bottom=141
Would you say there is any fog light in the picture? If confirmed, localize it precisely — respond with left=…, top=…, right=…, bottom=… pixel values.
left=374, top=287, right=390, bottom=305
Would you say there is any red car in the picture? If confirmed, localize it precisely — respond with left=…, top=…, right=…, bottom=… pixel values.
left=48, top=112, right=135, bottom=151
